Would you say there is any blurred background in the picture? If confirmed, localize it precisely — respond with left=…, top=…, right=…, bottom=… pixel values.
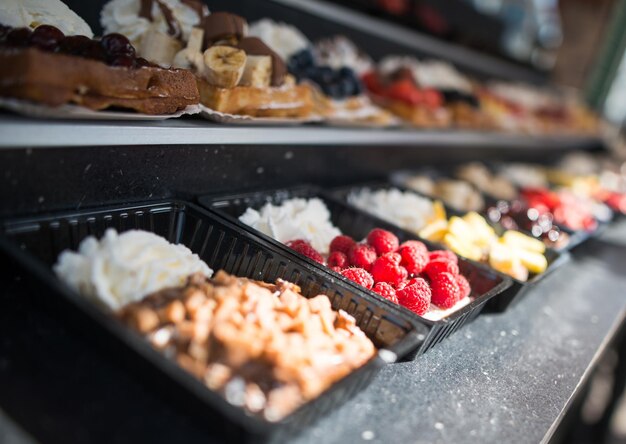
left=326, top=0, right=626, bottom=129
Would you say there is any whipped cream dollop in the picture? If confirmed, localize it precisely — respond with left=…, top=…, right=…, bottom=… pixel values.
left=488, top=82, right=560, bottom=111
left=314, top=36, right=373, bottom=75
left=0, top=0, right=93, bottom=37
left=239, top=198, right=341, bottom=255
left=101, top=0, right=204, bottom=48
left=497, top=163, right=548, bottom=188
left=248, top=18, right=310, bottom=61
left=413, top=61, right=472, bottom=93
left=54, top=229, right=213, bottom=311
left=379, top=56, right=472, bottom=92
left=347, top=188, right=437, bottom=234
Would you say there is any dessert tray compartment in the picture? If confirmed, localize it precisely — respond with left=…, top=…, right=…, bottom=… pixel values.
left=0, top=200, right=422, bottom=443
left=330, top=181, right=570, bottom=312
left=199, top=187, right=511, bottom=358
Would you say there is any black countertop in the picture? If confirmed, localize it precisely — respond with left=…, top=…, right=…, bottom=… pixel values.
left=1, top=220, right=625, bottom=443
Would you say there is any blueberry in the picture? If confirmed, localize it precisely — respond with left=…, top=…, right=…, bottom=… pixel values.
left=322, top=82, right=343, bottom=99
left=339, top=66, right=355, bottom=78
left=289, top=48, right=315, bottom=70
left=318, top=66, right=335, bottom=83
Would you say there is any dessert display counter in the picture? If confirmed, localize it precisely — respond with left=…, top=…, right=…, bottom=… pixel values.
left=1, top=0, right=625, bottom=443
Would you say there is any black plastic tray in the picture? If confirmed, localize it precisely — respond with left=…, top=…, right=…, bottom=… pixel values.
left=0, top=200, right=423, bottom=444
left=199, top=187, right=512, bottom=357
left=331, top=182, right=570, bottom=312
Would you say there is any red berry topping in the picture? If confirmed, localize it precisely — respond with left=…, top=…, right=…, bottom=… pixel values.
left=397, top=278, right=431, bottom=316
left=330, top=266, right=343, bottom=273
left=428, top=249, right=458, bottom=264
left=424, top=259, right=459, bottom=279
left=328, top=251, right=349, bottom=268
left=366, top=228, right=399, bottom=255
left=399, top=240, right=428, bottom=254
left=430, top=272, right=460, bottom=309
left=329, top=235, right=356, bottom=255
left=371, top=253, right=407, bottom=286
left=456, top=274, right=471, bottom=299
left=399, top=243, right=428, bottom=275
left=30, top=25, right=64, bottom=51
left=340, top=268, right=374, bottom=289
left=286, top=239, right=324, bottom=264
left=372, top=282, right=398, bottom=304
left=348, top=244, right=377, bottom=271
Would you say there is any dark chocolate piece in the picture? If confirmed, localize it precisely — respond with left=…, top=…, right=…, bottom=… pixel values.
left=237, top=37, right=286, bottom=87
left=202, top=12, right=246, bottom=47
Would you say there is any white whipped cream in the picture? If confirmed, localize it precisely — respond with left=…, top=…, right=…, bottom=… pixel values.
left=423, top=296, right=471, bottom=321
left=413, top=61, right=472, bottom=93
left=248, top=18, right=310, bottom=61
left=314, top=35, right=373, bottom=75
left=239, top=198, right=340, bottom=255
left=101, top=0, right=203, bottom=48
left=0, top=0, right=93, bottom=37
left=347, top=188, right=436, bottom=234
left=488, top=81, right=559, bottom=111
left=54, top=229, right=213, bottom=311
left=498, top=163, right=548, bottom=188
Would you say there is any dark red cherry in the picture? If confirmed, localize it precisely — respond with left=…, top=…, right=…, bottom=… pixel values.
left=100, top=33, right=135, bottom=57
left=109, top=54, right=134, bottom=67
left=135, top=57, right=156, bottom=68
left=6, top=27, right=32, bottom=47
left=30, top=25, right=64, bottom=51
left=58, top=35, right=91, bottom=55
left=81, top=40, right=106, bottom=61
left=0, top=24, right=11, bottom=43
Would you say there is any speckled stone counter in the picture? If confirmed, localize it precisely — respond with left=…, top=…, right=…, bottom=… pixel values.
left=1, top=221, right=625, bottom=444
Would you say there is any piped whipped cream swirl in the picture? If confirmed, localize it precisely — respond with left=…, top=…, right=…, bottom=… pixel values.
left=248, top=18, right=310, bottom=62
left=101, top=0, right=204, bottom=47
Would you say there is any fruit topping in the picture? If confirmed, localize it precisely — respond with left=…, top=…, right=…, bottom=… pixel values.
left=340, top=267, right=375, bottom=289
left=370, top=253, right=407, bottom=286
left=396, top=278, right=431, bottom=315
left=348, top=244, right=377, bottom=271
left=330, top=235, right=357, bottom=255
left=430, top=272, right=460, bottom=309
left=30, top=25, right=65, bottom=51
left=328, top=251, right=349, bottom=268
left=372, top=282, right=398, bottom=303
left=366, top=228, right=399, bottom=255
left=286, top=239, right=324, bottom=264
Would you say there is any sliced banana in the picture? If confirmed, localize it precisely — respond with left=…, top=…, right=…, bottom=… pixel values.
left=203, top=46, right=246, bottom=88
left=172, top=27, right=205, bottom=71
left=139, top=27, right=182, bottom=67
left=239, top=55, right=272, bottom=88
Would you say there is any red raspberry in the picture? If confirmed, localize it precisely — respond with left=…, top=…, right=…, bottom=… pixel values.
left=340, top=267, right=374, bottom=289
left=424, top=259, right=459, bottom=279
left=428, top=249, right=458, bottom=264
left=456, top=274, right=471, bottom=299
left=329, top=235, right=356, bottom=255
left=286, top=239, right=324, bottom=264
left=430, top=272, right=460, bottom=309
left=348, top=244, right=377, bottom=271
left=371, top=253, right=407, bottom=286
left=366, top=228, right=399, bottom=255
left=328, top=251, right=348, bottom=268
left=399, top=243, right=428, bottom=275
left=372, top=282, right=398, bottom=304
left=396, top=278, right=431, bottom=316
left=400, top=240, right=428, bottom=255
left=330, top=266, right=343, bottom=273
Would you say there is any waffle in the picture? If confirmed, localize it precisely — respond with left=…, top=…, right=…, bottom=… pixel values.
left=0, top=47, right=199, bottom=114
left=372, top=96, right=452, bottom=128
left=197, top=76, right=313, bottom=118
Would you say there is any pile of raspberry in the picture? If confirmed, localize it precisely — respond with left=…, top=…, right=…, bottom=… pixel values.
left=286, top=228, right=471, bottom=316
